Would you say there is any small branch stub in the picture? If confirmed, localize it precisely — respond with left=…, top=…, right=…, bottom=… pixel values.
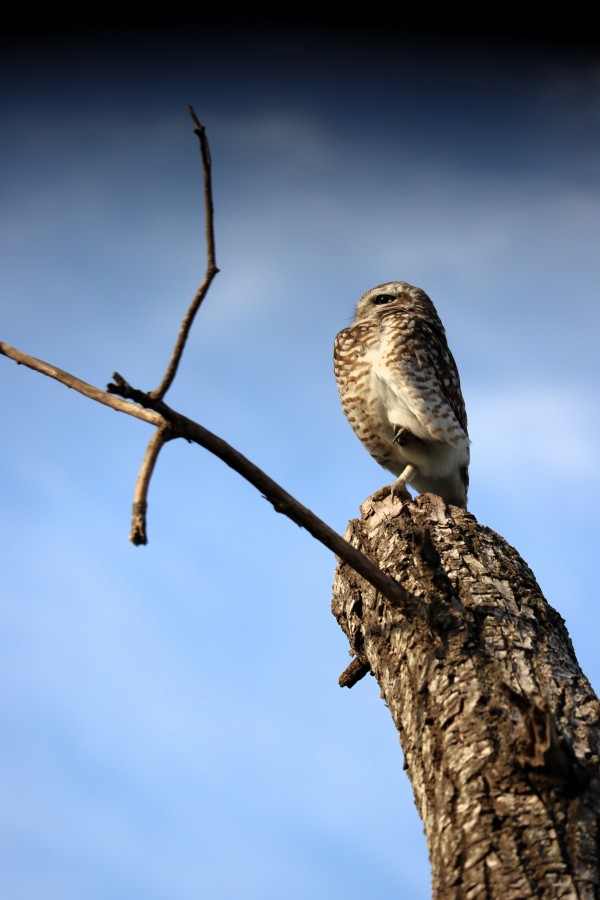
left=338, top=658, right=371, bottom=688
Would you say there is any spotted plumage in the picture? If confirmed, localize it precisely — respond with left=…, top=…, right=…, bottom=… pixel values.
left=334, top=281, right=470, bottom=507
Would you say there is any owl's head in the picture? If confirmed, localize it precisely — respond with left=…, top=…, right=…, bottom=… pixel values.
left=353, top=281, right=437, bottom=323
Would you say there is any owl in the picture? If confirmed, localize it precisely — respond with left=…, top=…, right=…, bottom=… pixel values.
left=333, top=281, right=470, bottom=508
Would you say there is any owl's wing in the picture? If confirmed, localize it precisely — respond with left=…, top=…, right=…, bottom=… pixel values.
left=422, top=317, right=468, bottom=434
left=383, top=317, right=468, bottom=444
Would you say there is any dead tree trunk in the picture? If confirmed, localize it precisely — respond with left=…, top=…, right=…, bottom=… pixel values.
left=332, top=490, right=600, bottom=899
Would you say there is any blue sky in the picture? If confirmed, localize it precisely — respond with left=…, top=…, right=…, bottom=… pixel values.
left=1, top=23, right=599, bottom=899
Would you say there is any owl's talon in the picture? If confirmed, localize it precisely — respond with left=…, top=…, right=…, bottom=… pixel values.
left=390, top=476, right=413, bottom=504
left=393, top=425, right=412, bottom=446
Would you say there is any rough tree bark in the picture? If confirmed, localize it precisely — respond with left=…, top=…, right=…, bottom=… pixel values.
left=333, top=489, right=600, bottom=899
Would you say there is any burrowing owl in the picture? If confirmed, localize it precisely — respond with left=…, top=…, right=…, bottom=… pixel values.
left=333, top=281, right=470, bottom=507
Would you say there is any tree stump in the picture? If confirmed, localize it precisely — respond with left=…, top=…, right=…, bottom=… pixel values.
left=332, top=491, right=600, bottom=898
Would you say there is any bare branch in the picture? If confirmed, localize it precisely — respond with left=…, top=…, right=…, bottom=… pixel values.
left=150, top=107, right=219, bottom=401
left=130, top=426, right=174, bottom=546
left=0, top=337, right=426, bottom=619
left=0, top=341, right=164, bottom=428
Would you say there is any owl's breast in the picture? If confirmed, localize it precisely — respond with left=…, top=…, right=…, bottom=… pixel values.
left=371, top=348, right=433, bottom=442
left=334, top=329, right=406, bottom=473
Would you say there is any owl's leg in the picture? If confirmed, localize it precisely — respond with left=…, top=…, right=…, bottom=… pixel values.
left=390, top=465, right=416, bottom=501
left=390, top=426, right=417, bottom=499
left=387, top=427, right=416, bottom=500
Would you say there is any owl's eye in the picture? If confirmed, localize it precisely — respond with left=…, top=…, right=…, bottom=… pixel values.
left=372, top=293, right=394, bottom=305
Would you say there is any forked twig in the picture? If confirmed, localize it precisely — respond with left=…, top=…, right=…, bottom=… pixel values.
left=129, top=107, right=219, bottom=541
